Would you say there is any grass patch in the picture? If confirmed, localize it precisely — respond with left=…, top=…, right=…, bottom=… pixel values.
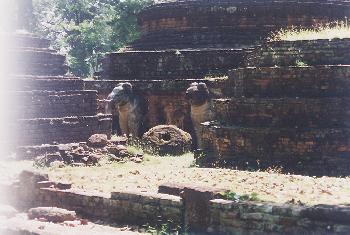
left=269, top=20, right=350, bottom=41
left=219, top=190, right=260, bottom=202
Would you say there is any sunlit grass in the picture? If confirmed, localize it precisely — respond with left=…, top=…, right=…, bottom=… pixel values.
left=269, top=20, right=350, bottom=41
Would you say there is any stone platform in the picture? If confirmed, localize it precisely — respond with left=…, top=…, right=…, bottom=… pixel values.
left=200, top=39, right=350, bottom=176
left=4, top=33, right=112, bottom=150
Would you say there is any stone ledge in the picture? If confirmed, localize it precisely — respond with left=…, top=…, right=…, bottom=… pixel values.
left=202, top=122, right=350, bottom=157
left=229, top=65, right=350, bottom=98
left=101, top=48, right=247, bottom=80
left=213, top=97, right=350, bottom=128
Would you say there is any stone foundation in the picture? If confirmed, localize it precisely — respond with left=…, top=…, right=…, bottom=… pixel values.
left=8, top=173, right=350, bottom=235
left=201, top=122, right=350, bottom=176
left=5, top=33, right=112, bottom=149
left=199, top=40, right=350, bottom=175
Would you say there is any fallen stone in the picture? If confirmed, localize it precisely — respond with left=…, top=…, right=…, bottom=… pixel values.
left=110, top=136, right=128, bottom=146
left=142, top=125, right=192, bottom=156
left=106, top=145, right=127, bottom=155
left=28, top=207, right=77, bottom=223
left=87, top=134, right=109, bottom=148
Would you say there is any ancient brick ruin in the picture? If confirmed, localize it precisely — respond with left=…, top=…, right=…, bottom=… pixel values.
left=5, top=33, right=111, bottom=151
left=95, top=0, right=350, bottom=176
left=101, top=0, right=350, bottom=80
left=201, top=39, right=350, bottom=176
left=3, top=0, right=350, bottom=234
left=3, top=171, right=350, bottom=234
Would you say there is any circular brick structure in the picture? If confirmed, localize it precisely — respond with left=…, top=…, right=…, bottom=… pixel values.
left=131, top=0, right=350, bottom=50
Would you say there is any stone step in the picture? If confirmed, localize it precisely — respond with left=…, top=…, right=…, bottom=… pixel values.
left=6, top=115, right=112, bottom=146
left=6, top=33, right=51, bottom=49
left=12, top=49, right=66, bottom=65
left=8, top=49, right=68, bottom=76
left=230, top=65, right=350, bottom=98
left=213, top=97, right=350, bottom=128
left=10, top=63, right=68, bottom=76
left=201, top=122, right=350, bottom=159
left=245, top=39, right=350, bottom=67
left=7, top=90, right=98, bottom=119
left=4, top=77, right=84, bottom=91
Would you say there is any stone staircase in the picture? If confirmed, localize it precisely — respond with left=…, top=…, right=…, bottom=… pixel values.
left=200, top=39, right=350, bottom=176
left=3, top=33, right=111, bottom=151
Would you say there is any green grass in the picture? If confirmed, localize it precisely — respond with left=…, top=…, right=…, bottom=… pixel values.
left=219, top=190, right=260, bottom=202
left=269, top=20, right=350, bottom=41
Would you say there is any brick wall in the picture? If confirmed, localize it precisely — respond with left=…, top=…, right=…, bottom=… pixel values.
left=245, top=39, right=350, bottom=67
left=10, top=90, right=97, bottom=119
left=132, top=0, right=350, bottom=50
left=101, top=49, right=247, bottom=80
left=201, top=122, right=350, bottom=176
left=209, top=199, right=350, bottom=234
left=230, top=66, right=350, bottom=98
left=16, top=115, right=112, bottom=146
left=213, top=97, right=350, bottom=128
left=200, top=53, right=350, bottom=176
left=11, top=49, right=68, bottom=76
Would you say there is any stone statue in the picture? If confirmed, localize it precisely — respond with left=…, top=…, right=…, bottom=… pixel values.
left=185, top=82, right=213, bottom=149
left=105, top=82, right=143, bottom=137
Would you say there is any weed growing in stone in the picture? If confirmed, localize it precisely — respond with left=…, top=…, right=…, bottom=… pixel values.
left=269, top=19, right=350, bottom=41
left=295, top=59, right=308, bottom=67
left=143, top=220, right=186, bottom=235
left=220, top=190, right=260, bottom=202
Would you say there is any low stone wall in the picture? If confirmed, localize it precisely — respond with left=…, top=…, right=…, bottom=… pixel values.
left=10, top=90, right=97, bottom=119
left=101, top=49, right=247, bottom=80
left=245, top=39, right=350, bottom=67
left=213, top=97, right=350, bottom=128
left=35, top=189, right=184, bottom=226
left=10, top=173, right=350, bottom=235
left=16, top=115, right=112, bottom=146
left=230, top=66, right=350, bottom=98
left=201, top=122, right=350, bottom=176
left=209, top=199, right=350, bottom=235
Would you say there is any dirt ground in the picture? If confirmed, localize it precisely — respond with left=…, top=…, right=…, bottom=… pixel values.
left=0, top=213, right=142, bottom=235
left=4, top=153, right=350, bottom=206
